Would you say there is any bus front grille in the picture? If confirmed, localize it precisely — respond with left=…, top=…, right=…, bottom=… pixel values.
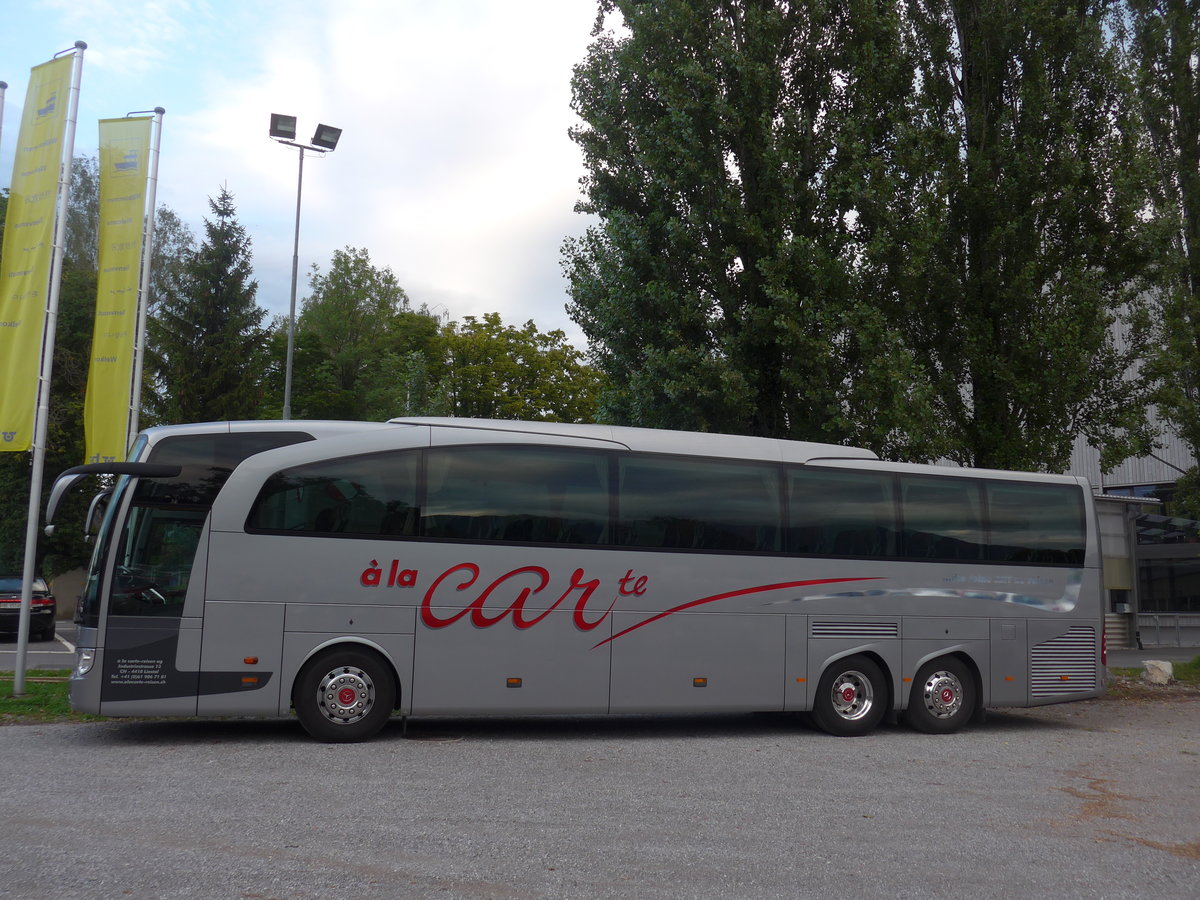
left=1031, top=625, right=1098, bottom=696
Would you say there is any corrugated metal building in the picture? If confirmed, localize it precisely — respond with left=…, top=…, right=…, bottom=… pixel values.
left=1069, top=418, right=1200, bottom=647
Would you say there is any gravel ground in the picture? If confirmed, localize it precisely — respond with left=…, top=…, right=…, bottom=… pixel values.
left=1, top=690, right=1197, bottom=900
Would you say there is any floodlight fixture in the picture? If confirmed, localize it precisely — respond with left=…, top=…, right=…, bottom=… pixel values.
left=310, top=123, right=342, bottom=151
left=269, top=113, right=297, bottom=140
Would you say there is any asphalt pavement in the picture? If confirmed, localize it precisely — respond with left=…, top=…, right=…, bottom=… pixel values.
left=2, top=689, right=1197, bottom=899
left=0, top=619, right=77, bottom=672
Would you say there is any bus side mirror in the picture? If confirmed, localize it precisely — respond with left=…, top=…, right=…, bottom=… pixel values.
left=83, top=489, right=113, bottom=542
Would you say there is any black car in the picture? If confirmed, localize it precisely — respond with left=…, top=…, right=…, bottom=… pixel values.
left=0, top=576, right=57, bottom=641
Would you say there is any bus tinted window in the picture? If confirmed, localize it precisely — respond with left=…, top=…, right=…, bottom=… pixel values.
left=247, top=451, right=419, bottom=536
left=900, top=476, right=985, bottom=560
left=987, top=482, right=1085, bottom=563
left=422, top=446, right=609, bottom=544
left=789, top=469, right=896, bottom=557
left=618, top=456, right=780, bottom=552
left=110, top=506, right=206, bottom=616
left=141, top=432, right=314, bottom=505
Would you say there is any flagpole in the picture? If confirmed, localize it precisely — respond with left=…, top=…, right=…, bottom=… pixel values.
left=14, top=41, right=86, bottom=696
left=127, top=106, right=165, bottom=445
left=0, top=81, right=8, bottom=157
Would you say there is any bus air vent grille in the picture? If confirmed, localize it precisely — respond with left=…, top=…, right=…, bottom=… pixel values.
left=1031, top=625, right=1098, bottom=696
left=810, top=621, right=899, bottom=639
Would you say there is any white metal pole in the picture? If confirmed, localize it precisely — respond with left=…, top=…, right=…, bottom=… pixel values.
left=15, top=41, right=87, bottom=695
left=282, top=146, right=304, bottom=421
left=128, top=107, right=165, bottom=446
left=0, top=81, right=8, bottom=162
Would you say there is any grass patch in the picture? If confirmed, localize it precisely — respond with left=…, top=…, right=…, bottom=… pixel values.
left=1111, top=656, right=1200, bottom=685
left=1105, top=656, right=1200, bottom=701
left=0, top=670, right=101, bottom=724
left=1176, top=656, right=1200, bottom=684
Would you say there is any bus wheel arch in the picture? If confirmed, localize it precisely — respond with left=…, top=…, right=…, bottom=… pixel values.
left=811, top=652, right=891, bottom=737
left=292, top=643, right=399, bottom=742
left=904, top=654, right=978, bottom=735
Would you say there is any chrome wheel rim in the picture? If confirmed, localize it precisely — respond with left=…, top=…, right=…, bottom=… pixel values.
left=920, top=669, right=964, bottom=719
left=316, top=665, right=375, bottom=726
left=829, top=669, right=875, bottom=722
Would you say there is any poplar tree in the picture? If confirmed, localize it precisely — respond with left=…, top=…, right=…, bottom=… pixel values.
left=145, top=187, right=267, bottom=424
left=566, top=0, right=1156, bottom=470
left=1122, top=1, right=1200, bottom=469
left=563, top=0, right=939, bottom=458
left=891, top=0, right=1155, bottom=471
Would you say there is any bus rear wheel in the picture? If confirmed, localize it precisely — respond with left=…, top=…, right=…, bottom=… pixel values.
left=811, top=654, right=887, bottom=737
left=294, top=647, right=397, bottom=743
left=905, top=657, right=974, bottom=735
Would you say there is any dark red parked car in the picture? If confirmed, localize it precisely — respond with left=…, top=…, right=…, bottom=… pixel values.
left=0, top=576, right=56, bottom=641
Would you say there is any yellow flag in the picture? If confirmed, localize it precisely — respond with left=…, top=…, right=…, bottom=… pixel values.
left=0, top=55, right=74, bottom=452
left=84, top=117, right=153, bottom=463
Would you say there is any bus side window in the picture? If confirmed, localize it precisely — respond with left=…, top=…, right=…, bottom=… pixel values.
left=245, top=451, right=419, bottom=537
left=900, top=477, right=985, bottom=561
left=788, top=468, right=896, bottom=558
left=422, top=446, right=610, bottom=545
left=987, top=482, right=1085, bottom=564
left=618, top=455, right=780, bottom=552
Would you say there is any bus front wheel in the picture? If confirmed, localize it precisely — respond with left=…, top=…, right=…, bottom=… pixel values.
left=811, top=654, right=888, bottom=737
left=905, top=657, right=975, bottom=735
left=293, top=647, right=397, bottom=743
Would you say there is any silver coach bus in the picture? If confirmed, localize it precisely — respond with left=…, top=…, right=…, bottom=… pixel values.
left=46, top=417, right=1105, bottom=742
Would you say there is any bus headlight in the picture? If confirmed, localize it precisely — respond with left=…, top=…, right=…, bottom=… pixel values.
left=75, top=647, right=95, bottom=677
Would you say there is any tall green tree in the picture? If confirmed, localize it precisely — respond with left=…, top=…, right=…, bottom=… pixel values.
left=145, top=187, right=267, bottom=424
left=281, top=246, right=441, bottom=420
left=891, top=0, right=1155, bottom=471
left=1121, top=1, right=1200, bottom=461
left=434, top=313, right=603, bottom=422
left=65, top=154, right=100, bottom=270
left=563, top=0, right=939, bottom=457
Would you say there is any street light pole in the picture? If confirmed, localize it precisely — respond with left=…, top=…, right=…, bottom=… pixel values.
left=283, top=144, right=304, bottom=421
left=269, top=114, right=342, bottom=421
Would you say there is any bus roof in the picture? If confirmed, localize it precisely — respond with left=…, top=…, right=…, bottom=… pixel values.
left=387, top=417, right=878, bottom=465
left=138, top=420, right=398, bottom=447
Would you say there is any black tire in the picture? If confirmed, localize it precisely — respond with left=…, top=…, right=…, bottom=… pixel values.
left=293, top=647, right=397, bottom=743
left=35, top=621, right=55, bottom=642
left=905, top=656, right=975, bottom=735
left=811, top=654, right=888, bottom=737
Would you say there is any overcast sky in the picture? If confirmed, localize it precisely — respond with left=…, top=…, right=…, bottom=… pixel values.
left=0, top=0, right=605, bottom=347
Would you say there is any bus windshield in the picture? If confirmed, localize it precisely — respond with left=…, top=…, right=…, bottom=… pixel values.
left=76, top=472, right=134, bottom=628
left=75, top=430, right=316, bottom=627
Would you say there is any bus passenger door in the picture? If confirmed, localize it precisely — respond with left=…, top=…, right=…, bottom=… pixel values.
left=99, top=504, right=207, bottom=715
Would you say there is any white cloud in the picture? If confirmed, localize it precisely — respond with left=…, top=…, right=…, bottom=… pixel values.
left=2, top=0, right=600, bottom=348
